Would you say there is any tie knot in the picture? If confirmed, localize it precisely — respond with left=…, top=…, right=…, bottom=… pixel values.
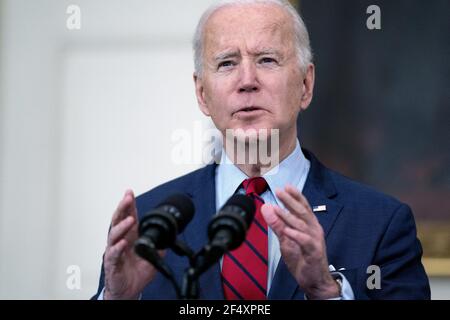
left=242, top=177, right=268, bottom=196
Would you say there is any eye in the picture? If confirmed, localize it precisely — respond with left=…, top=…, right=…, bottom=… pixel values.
left=218, top=60, right=236, bottom=70
left=259, top=57, right=277, bottom=65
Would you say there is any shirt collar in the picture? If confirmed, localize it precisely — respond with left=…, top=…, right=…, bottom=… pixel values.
left=263, top=140, right=307, bottom=196
left=216, top=140, right=309, bottom=208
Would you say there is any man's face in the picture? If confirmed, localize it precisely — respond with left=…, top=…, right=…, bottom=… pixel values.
left=194, top=4, right=314, bottom=141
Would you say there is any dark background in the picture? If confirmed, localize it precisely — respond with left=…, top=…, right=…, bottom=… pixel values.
left=295, top=0, right=450, bottom=258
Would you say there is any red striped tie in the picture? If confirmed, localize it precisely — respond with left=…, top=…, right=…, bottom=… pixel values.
left=222, top=177, right=269, bottom=300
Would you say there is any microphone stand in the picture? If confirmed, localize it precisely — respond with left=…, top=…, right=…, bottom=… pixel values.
left=171, top=240, right=201, bottom=299
left=134, top=238, right=182, bottom=298
left=180, top=239, right=229, bottom=299
left=172, top=240, right=228, bottom=299
left=136, top=234, right=233, bottom=299
left=137, top=239, right=222, bottom=300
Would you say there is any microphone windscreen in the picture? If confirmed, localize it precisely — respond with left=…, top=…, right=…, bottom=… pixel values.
left=158, top=193, right=195, bottom=231
left=223, top=194, right=256, bottom=226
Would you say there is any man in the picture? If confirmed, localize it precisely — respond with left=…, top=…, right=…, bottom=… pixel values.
left=93, top=0, right=430, bottom=300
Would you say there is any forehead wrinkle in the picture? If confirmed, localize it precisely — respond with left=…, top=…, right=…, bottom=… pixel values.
left=202, top=3, right=298, bottom=66
left=204, top=4, right=288, bottom=41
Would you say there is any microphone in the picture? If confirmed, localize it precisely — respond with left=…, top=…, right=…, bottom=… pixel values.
left=135, top=193, right=195, bottom=254
left=207, top=194, right=256, bottom=253
left=191, top=194, right=255, bottom=277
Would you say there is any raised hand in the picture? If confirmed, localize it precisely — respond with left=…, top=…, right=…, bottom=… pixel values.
left=103, top=190, right=161, bottom=300
left=261, top=185, right=340, bottom=299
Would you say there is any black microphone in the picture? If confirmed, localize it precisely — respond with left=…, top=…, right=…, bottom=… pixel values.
left=208, top=194, right=256, bottom=252
left=135, top=193, right=195, bottom=255
left=191, top=194, right=256, bottom=277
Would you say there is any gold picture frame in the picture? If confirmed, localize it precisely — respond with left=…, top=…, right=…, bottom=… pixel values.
left=418, top=222, right=450, bottom=276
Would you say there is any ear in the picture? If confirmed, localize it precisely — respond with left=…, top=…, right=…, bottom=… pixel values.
left=299, top=64, right=315, bottom=112
left=194, top=73, right=211, bottom=116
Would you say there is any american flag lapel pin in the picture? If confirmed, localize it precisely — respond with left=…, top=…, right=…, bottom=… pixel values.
left=313, top=205, right=327, bottom=212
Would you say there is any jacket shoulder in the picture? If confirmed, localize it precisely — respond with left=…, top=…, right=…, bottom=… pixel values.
left=325, top=166, right=409, bottom=222
left=305, top=149, right=404, bottom=211
left=135, top=164, right=215, bottom=217
left=331, top=169, right=400, bottom=204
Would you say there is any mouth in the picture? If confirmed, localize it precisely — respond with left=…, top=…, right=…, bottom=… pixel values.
left=232, top=106, right=266, bottom=116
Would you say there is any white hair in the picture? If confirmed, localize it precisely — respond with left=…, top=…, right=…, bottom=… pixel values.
left=193, top=0, right=313, bottom=77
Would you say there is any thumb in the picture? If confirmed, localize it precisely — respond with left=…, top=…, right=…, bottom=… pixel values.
left=261, top=204, right=286, bottom=238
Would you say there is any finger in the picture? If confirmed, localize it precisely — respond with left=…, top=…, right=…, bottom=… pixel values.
left=276, top=188, right=314, bottom=225
left=284, top=185, right=302, bottom=201
left=111, top=190, right=131, bottom=226
left=261, top=204, right=287, bottom=238
left=283, top=227, right=315, bottom=253
left=111, top=189, right=135, bottom=226
left=283, top=186, right=324, bottom=237
left=125, top=189, right=138, bottom=220
left=285, top=185, right=313, bottom=213
left=108, top=215, right=135, bottom=246
left=276, top=208, right=308, bottom=233
left=105, top=239, right=128, bottom=265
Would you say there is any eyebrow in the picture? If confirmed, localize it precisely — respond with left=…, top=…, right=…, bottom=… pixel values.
left=214, top=49, right=282, bottom=61
left=254, top=48, right=279, bottom=56
left=214, top=51, right=240, bottom=61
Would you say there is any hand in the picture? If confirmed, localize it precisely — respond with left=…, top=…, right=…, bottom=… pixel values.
left=103, top=190, right=161, bottom=300
left=261, top=185, right=340, bottom=299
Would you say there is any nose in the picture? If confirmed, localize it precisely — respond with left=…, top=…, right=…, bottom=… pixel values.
left=238, top=60, right=259, bottom=93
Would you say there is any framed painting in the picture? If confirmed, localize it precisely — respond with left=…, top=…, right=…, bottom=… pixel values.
left=296, top=0, right=450, bottom=276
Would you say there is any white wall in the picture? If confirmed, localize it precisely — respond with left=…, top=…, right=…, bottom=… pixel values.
left=0, top=0, right=215, bottom=299
left=0, top=0, right=449, bottom=300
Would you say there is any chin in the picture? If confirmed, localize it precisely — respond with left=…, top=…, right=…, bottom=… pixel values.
left=230, top=119, right=273, bottom=131
left=224, top=123, right=278, bottom=142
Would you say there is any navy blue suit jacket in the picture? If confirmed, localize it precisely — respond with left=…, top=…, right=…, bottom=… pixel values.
left=94, top=149, right=430, bottom=299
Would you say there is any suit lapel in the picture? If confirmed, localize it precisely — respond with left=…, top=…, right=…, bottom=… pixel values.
left=181, top=163, right=224, bottom=299
left=303, top=179, right=343, bottom=239
left=268, top=149, right=343, bottom=299
left=268, top=258, right=300, bottom=299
